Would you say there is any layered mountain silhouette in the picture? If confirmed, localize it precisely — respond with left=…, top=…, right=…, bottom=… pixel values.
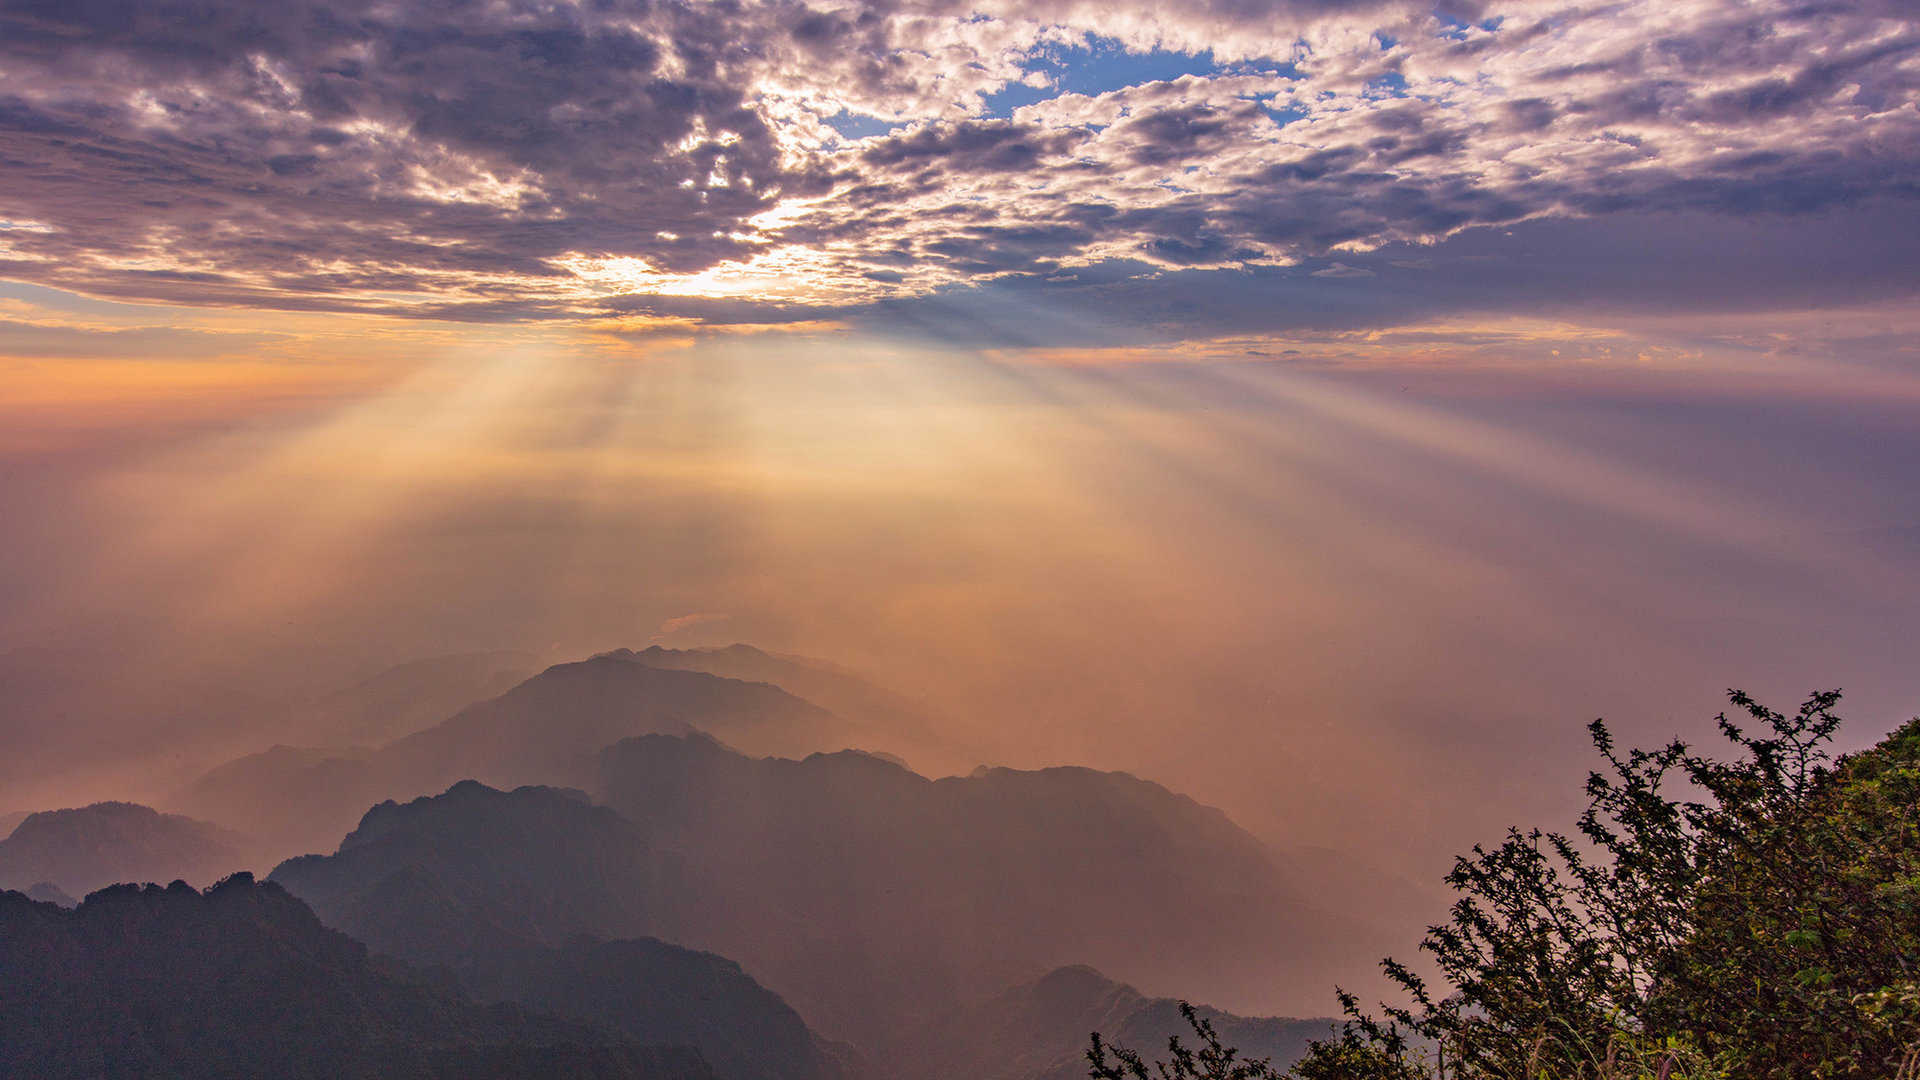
left=595, top=734, right=1361, bottom=1052
left=458, top=937, right=862, bottom=1080
left=262, top=736, right=1360, bottom=1065
left=376, top=656, right=846, bottom=788
left=8, top=640, right=1409, bottom=1077
left=609, top=645, right=966, bottom=773
left=271, top=782, right=855, bottom=1080
left=0, top=875, right=714, bottom=1080
left=911, top=965, right=1337, bottom=1080
left=611, top=646, right=899, bottom=722
left=179, top=654, right=854, bottom=861
left=0, top=801, right=247, bottom=897
left=272, top=782, right=656, bottom=961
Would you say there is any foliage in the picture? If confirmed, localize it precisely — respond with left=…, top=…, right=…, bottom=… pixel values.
left=1089, top=1001, right=1292, bottom=1080
left=1653, top=700, right=1920, bottom=1076
left=1086, top=689, right=1920, bottom=1079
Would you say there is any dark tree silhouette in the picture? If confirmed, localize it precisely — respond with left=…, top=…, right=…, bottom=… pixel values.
left=1087, top=689, right=1920, bottom=1079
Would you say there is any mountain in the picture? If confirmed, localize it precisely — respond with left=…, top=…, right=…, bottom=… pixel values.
left=0, top=801, right=248, bottom=897
left=616, top=645, right=965, bottom=773
left=0, top=810, right=28, bottom=837
left=0, top=875, right=715, bottom=1080
left=246, top=722, right=1370, bottom=1072
left=280, top=736, right=1367, bottom=1062
left=912, top=965, right=1338, bottom=1080
left=179, top=653, right=853, bottom=862
left=272, top=781, right=656, bottom=962
left=590, top=734, right=1361, bottom=1057
left=271, top=781, right=855, bottom=1080
left=23, top=881, right=74, bottom=906
left=170, top=652, right=538, bottom=855
left=471, top=937, right=863, bottom=1080
left=376, top=654, right=849, bottom=790
left=617, top=646, right=886, bottom=707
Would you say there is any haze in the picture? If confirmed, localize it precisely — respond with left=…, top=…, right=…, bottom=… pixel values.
left=3, top=0, right=1919, bottom=1039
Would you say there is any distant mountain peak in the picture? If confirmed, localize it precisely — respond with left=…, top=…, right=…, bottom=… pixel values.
left=21, top=799, right=160, bottom=822
left=0, top=800, right=247, bottom=898
left=1035, top=963, right=1125, bottom=992
left=629, top=642, right=772, bottom=660
left=22, top=880, right=75, bottom=907
left=338, top=780, right=617, bottom=853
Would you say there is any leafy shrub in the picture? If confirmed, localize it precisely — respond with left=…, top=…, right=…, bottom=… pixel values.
left=1087, top=690, right=1920, bottom=1079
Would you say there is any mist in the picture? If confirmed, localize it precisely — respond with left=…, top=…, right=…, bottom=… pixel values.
left=6, top=338, right=1917, bottom=892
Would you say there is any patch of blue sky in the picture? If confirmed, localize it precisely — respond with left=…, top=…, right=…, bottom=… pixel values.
left=1365, top=71, right=1411, bottom=97
left=1261, top=102, right=1312, bottom=128
left=1433, top=11, right=1505, bottom=39
left=823, top=109, right=908, bottom=140
left=980, top=33, right=1298, bottom=118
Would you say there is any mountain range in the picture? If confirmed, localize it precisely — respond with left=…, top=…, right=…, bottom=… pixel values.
left=595, top=733, right=1360, bottom=1050
left=177, top=653, right=854, bottom=860
left=0, top=875, right=716, bottom=1080
left=270, top=781, right=857, bottom=1080
left=10, top=642, right=1364, bottom=1077
left=604, top=646, right=965, bottom=774
left=265, top=739, right=1357, bottom=1064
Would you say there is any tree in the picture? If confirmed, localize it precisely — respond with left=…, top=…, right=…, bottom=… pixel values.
left=1088, top=1001, right=1294, bottom=1080
left=1086, top=689, right=1920, bottom=1079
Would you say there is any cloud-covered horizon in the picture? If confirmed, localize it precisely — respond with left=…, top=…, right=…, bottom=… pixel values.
left=2, top=0, right=1915, bottom=342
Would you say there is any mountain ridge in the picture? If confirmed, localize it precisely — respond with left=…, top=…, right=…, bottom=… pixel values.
left=590, top=731, right=1362, bottom=1051
left=0, top=801, right=248, bottom=897
left=270, top=781, right=857, bottom=1080
left=0, top=874, right=715, bottom=1080
left=177, top=654, right=856, bottom=863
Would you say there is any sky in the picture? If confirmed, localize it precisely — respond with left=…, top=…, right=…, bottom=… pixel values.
left=2, top=0, right=1918, bottom=876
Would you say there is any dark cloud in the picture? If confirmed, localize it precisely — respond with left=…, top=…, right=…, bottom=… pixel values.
left=0, top=0, right=814, bottom=308
left=860, top=119, right=1088, bottom=173
left=1115, top=103, right=1247, bottom=166
left=841, top=198, right=1920, bottom=349
left=0, top=0, right=1914, bottom=322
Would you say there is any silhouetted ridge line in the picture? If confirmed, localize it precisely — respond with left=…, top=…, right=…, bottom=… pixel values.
left=273, top=781, right=654, bottom=959
left=178, top=654, right=853, bottom=861
left=0, top=873, right=714, bottom=1080
left=611, top=643, right=962, bottom=774
left=0, top=800, right=245, bottom=897
left=583, top=732, right=1363, bottom=1057
left=269, top=781, right=857, bottom=1080
left=909, top=964, right=1337, bottom=1080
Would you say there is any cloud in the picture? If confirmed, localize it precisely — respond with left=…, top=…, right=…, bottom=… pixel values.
left=653, top=612, right=732, bottom=640
left=0, top=317, right=283, bottom=359
left=837, top=196, right=1920, bottom=351
left=0, top=0, right=1912, bottom=330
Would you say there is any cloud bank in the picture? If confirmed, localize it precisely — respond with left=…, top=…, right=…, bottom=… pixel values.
left=0, top=0, right=1913, bottom=333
